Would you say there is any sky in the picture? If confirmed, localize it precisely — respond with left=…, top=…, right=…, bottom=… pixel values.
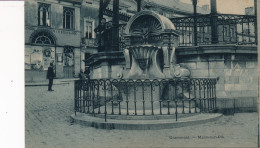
left=180, top=0, right=254, bottom=14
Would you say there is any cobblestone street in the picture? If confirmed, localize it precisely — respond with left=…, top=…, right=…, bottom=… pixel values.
left=25, top=81, right=258, bottom=148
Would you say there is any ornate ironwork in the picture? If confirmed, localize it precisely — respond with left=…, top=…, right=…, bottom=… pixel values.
left=103, top=8, right=131, bottom=22
left=171, top=14, right=257, bottom=46
left=74, top=78, right=217, bottom=122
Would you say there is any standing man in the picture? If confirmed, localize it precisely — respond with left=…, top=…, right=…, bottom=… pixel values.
left=47, top=63, right=55, bottom=91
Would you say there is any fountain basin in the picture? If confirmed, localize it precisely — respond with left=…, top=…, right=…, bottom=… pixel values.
left=113, top=80, right=161, bottom=111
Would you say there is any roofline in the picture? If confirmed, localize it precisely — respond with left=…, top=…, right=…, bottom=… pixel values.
left=142, top=1, right=209, bottom=15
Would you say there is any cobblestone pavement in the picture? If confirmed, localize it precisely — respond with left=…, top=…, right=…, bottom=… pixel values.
left=25, top=82, right=258, bottom=148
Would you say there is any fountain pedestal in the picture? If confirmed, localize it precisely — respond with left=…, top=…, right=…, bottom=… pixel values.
left=115, top=82, right=160, bottom=111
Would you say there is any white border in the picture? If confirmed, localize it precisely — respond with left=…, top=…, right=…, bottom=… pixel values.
left=0, top=1, right=25, bottom=148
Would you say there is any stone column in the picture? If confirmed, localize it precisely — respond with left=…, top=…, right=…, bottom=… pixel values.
left=98, top=0, right=104, bottom=25
left=136, top=0, right=141, bottom=12
left=193, top=0, right=198, bottom=46
left=112, top=0, right=119, bottom=51
left=210, top=0, right=218, bottom=44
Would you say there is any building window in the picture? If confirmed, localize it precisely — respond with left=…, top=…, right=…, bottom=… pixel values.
left=31, top=31, right=55, bottom=45
left=63, top=7, right=74, bottom=29
left=38, top=3, right=51, bottom=26
left=85, top=21, right=93, bottom=39
left=84, top=19, right=95, bottom=39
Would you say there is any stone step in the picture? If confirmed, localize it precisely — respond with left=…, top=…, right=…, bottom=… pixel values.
left=71, top=113, right=222, bottom=130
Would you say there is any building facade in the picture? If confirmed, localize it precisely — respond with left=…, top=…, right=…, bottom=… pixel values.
left=25, top=0, right=82, bottom=82
left=80, top=0, right=210, bottom=75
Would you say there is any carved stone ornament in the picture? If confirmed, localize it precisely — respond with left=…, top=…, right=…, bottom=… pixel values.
left=123, top=10, right=190, bottom=79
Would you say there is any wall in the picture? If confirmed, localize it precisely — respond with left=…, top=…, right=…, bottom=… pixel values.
left=25, top=0, right=82, bottom=82
left=25, top=0, right=81, bottom=46
left=176, top=45, right=258, bottom=111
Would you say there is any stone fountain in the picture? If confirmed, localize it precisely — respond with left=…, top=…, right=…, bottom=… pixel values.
left=72, top=10, right=221, bottom=129
left=116, top=11, right=190, bottom=111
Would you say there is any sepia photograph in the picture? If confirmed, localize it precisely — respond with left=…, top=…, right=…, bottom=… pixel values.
left=3, top=0, right=259, bottom=147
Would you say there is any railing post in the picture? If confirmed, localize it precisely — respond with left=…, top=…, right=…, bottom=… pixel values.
left=118, top=82, right=121, bottom=115
left=112, top=0, right=119, bottom=51
left=215, top=82, right=217, bottom=109
left=182, top=82, right=185, bottom=114
left=188, top=79, right=191, bottom=113
left=207, top=83, right=210, bottom=112
left=110, top=81, right=114, bottom=115
left=151, top=83, right=154, bottom=115
left=74, top=80, right=77, bottom=116
left=83, top=81, right=86, bottom=113
left=97, top=83, right=101, bottom=114
left=104, top=80, right=107, bottom=122
left=142, top=83, right=145, bottom=115
left=194, top=80, right=197, bottom=113
left=134, top=82, right=137, bottom=115
left=126, top=83, right=129, bottom=115
left=78, top=81, right=81, bottom=113
left=92, top=81, right=95, bottom=114
left=167, top=81, right=170, bottom=115
left=175, top=100, right=178, bottom=121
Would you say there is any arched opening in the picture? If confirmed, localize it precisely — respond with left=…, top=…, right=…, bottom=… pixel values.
left=31, top=31, right=56, bottom=45
left=25, top=30, right=56, bottom=72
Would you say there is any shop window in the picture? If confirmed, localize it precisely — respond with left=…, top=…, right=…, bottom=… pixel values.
left=38, top=3, right=51, bottom=26
left=63, top=7, right=74, bottom=29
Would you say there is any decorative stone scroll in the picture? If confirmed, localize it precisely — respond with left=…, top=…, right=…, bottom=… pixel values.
left=122, top=10, right=190, bottom=79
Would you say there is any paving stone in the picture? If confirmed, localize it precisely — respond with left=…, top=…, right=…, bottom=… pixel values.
left=25, top=81, right=258, bottom=148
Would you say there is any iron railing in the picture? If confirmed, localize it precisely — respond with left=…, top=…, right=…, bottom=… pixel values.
left=103, top=8, right=131, bottom=22
left=171, top=14, right=257, bottom=46
left=74, top=78, right=217, bottom=121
